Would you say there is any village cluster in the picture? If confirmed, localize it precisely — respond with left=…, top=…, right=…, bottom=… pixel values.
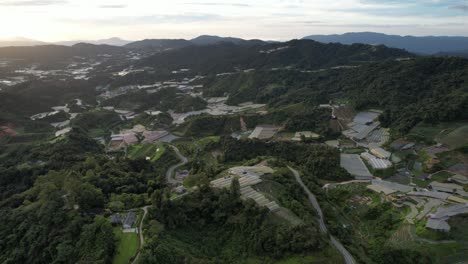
left=327, top=108, right=468, bottom=233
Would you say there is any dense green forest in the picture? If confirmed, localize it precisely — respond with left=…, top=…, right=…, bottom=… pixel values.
left=102, top=87, right=207, bottom=113
left=220, top=137, right=351, bottom=181
left=199, top=57, right=468, bottom=133
left=0, top=127, right=179, bottom=263
left=139, top=39, right=411, bottom=74
left=139, top=185, right=328, bottom=263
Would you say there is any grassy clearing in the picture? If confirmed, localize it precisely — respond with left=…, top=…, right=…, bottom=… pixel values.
left=151, top=142, right=166, bottom=161
left=342, top=148, right=364, bottom=154
left=430, top=171, right=454, bottom=183
left=412, top=178, right=430, bottom=188
left=127, top=143, right=165, bottom=161
left=197, top=136, right=220, bottom=148
left=112, top=227, right=139, bottom=264
left=127, top=144, right=152, bottom=159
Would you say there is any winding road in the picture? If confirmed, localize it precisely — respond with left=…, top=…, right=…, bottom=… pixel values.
left=165, top=145, right=189, bottom=185
left=288, top=166, right=356, bottom=264
left=131, top=146, right=189, bottom=263
left=131, top=206, right=150, bottom=264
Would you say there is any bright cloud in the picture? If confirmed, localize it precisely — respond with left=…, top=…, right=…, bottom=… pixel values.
left=0, top=0, right=466, bottom=41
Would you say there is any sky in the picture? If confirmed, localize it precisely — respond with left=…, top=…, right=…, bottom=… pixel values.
left=0, top=0, right=467, bottom=41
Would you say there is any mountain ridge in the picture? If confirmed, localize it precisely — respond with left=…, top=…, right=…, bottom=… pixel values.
left=303, top=32, right=468, bottom=54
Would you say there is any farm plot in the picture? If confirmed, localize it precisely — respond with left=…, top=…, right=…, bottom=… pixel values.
left=112, top=227, right=138, bottom=264
left=387, top=224, right=414, bottom=248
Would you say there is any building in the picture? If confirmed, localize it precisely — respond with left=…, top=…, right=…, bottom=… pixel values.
left=371, top=180, right=413, bottom=193
left=426, top=204, right=468, bottom=232
left=407, top=191, right=450, bottom=200
left=325, top=140, right=339, bottom=148
left=340, top=154, right=373, bottom=180
left=450, top=174, right=468, bottom=185
left=248, top=125, right=279, bottom=140
left=50, top=120, right=71, bottom=129
left=109, top=214, right=122, bottom=226
left=143, top=130, right=169, bottom=143
left=426, top=218, right=451, bottom=232
left=360, top=152, right=392, bottom=170
left=367, top=184, right=397, bottom=195
left=123, top=212, right=136, bottom=229
left=342, top=111, right=381, bottom=141
left=145, top=110, right=162, bottom=116
left=391, top=139, right=410, bottom=150
left=55, top=127, right=72, bottom=137
left=429, top=181, right=467, bottom=196
left=292, top=131, right=320, bottom=141
left=448, top=196, right=468, bottom=204
left=370, top=147, right=391, bottom=159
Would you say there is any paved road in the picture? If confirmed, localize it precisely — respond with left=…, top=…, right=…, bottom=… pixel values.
left=131, top=205, right=150, bottom=264
left=131, top=146, right=189, bottom=263
left=288, top=166, right=356, bottom=264
left=165, top=145, right=188, bottom=185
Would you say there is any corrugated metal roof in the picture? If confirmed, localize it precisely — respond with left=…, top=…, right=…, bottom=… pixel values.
left=370, top=147, right=391, bottom=159
left=426, top=218, right=450, bottom=231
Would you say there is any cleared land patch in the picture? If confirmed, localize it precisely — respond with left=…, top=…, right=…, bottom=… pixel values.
left=127, top=142, right=165, bottom=161
left=112, top=227, right=139, bottom=264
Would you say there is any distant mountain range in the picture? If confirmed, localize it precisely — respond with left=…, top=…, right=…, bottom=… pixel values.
left=303, top=32, right=468, bottom=55
left=0, top=37, right=47, bottom=47
left=124, top=35, right=268, bottom=50
left=0, top=43, right=127, bottom=63
left=55, top=37, right=131, bottom=46
left=0, top=37, right=131, bottom=47
left=0, top=35, right=269, bottom=50
left=2, top=33, right=468, bottom=57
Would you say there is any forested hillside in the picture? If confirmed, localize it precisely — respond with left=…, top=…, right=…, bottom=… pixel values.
left=199, top=57, right=468, bottom=133
left=139, top=39, right=411, bottom=74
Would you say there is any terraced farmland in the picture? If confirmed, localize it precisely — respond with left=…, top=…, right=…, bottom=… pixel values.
left=241, top=186, right=280, bottom=211
left=387, top=224, right=414, bottom=248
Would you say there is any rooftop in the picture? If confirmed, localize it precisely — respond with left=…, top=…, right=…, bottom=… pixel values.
left=248, top=125, right=279, bottom=140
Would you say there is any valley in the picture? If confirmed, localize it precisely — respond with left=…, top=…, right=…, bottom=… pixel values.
left=0, top=36, right=467, bottom=264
